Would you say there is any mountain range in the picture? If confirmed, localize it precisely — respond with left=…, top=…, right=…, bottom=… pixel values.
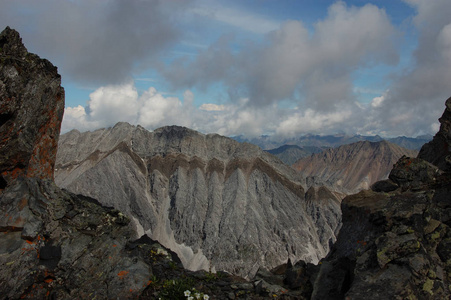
left=234, top=133, right=432, bottom=151
left=292, top=140, right=418, bottom=194
left=3, top=26, right=451, bottom=299
left=55, top=123, right=342, bottom=278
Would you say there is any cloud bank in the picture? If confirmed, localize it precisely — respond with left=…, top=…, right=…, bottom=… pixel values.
left=3, top=0, right=451, bottom=138
left=0, top=0, right=185, bottom=85
left=162, top=2, right=398, bottom=110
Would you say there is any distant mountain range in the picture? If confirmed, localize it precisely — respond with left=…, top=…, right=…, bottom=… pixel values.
left=265, top=144, right=324, bottom=165
left=233, top=133, right=432, bottom=151
left=292, top=140, right=418, bottom=194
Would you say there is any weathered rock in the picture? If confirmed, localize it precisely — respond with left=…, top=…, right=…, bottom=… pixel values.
left=419, top=96, right=451, bottom=172
left=389, top=155, right=442, bottom=190
left=370, top=178, right=398, bottom=192
left=0, top=26, right=64, bottom=183
left=0, top=26, right=155, bottom=299
left=55, top=122, right=342, bottom=278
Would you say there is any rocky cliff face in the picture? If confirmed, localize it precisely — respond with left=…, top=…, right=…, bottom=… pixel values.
left=292, top=140, right=418, bottom=194
left=55, top=123, right=342, bottom=278
left=419, top=96, right=451, bottom=172
left=0, top=27, right=157, bottom=299
left=294, top=98, right=451, bottom=299
left=0, top=27, right=64, bottom=183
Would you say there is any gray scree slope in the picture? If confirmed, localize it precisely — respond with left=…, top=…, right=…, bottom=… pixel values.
left=55, top=123, right=341, bottom=278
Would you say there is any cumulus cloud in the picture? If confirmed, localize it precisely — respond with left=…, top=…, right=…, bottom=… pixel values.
left=190, top=0, right=279, bottom=34
left=162, top=1, right=398, bottom=111
left=276, top=108, right=354, bottom=136
left=367, top=0, right=451, bottom=136
left=62, top=82, right=366, bottom=138
left=62, top=83, right=195, bottom=133
left=199, top=103, right=226, bottom=111
left=0, top=0, right=184, bottom=85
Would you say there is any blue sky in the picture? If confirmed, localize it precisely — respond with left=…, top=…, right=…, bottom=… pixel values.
left=1, top=0, right=450, bottom=137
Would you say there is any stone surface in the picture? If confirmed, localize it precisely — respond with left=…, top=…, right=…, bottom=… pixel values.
left=0, top=26, right=64, bottom=183
left=419, top=96, right=451, bottom=172
left=55, top=122, right=342, bottom=278
left=293, top=140, right=418, bottom=194
left=0, top=26, right=153, bottom=299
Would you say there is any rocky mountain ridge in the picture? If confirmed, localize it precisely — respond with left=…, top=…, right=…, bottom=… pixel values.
left=55, top=122, right=342, bottom=278
left=292, top=140, right=418, bottom=194
left=234, top=133, right=432, bottom=151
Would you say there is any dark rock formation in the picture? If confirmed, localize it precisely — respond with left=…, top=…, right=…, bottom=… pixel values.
left=419, top=96, right=451, bottom=172
left=55, top=122, right=342, bottom=279
left=0, top=26, right=154, bottom=299
left=0, top=26, right=64, bottom=183
left=293, top=140, right=418, bottom=194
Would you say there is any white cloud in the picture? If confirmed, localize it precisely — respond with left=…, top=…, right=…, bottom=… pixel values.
left=367, top=0, right=451, bottom=136
left=88, top=82, right=139, bottom=124
left=276, top=109, right=353, bottom=137
left=199, top=103, right=225, bottom=111
left=137, top=87, right=182, bottom=127
left=371, top=91, right=389, bottom=108
left=190, top=1, right=279, bottom=34
left=163, top=1, right=398, bottom=111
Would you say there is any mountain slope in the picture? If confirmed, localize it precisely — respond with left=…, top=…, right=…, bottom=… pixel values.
left=265, top=144, right=324, bottom=165
left=55, top=123, right=341, bottom=278
left=292, top=140, right=418, bottom=194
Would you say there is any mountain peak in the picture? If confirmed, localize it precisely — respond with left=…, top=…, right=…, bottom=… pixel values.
left=0, top=26, right=27, bottom=58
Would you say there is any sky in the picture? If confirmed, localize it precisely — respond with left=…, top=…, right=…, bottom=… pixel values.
left=1, top=0, right=450, bottom=138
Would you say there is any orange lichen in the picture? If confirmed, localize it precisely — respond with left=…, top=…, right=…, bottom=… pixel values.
left=18, top=197, right=28, bottom=210
left=117, top=270, right=129, bottom=279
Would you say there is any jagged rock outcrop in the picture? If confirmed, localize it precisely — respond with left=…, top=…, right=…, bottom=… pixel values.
left=0, top=27, right=64, bottom=183
left=292, top=140, right=418, bottom=194
left=419, top=96, right=451, bottom=172
left=55, top=123, right=342, bottom=278
left=295, top=98, right=451, bottom=299
left=0, top=27, right=155, bottom=299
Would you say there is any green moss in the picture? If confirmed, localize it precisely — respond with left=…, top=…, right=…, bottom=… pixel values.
left=430, top=231, right=441, bottom=240
left=423, top=278, right=434, bottom=295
